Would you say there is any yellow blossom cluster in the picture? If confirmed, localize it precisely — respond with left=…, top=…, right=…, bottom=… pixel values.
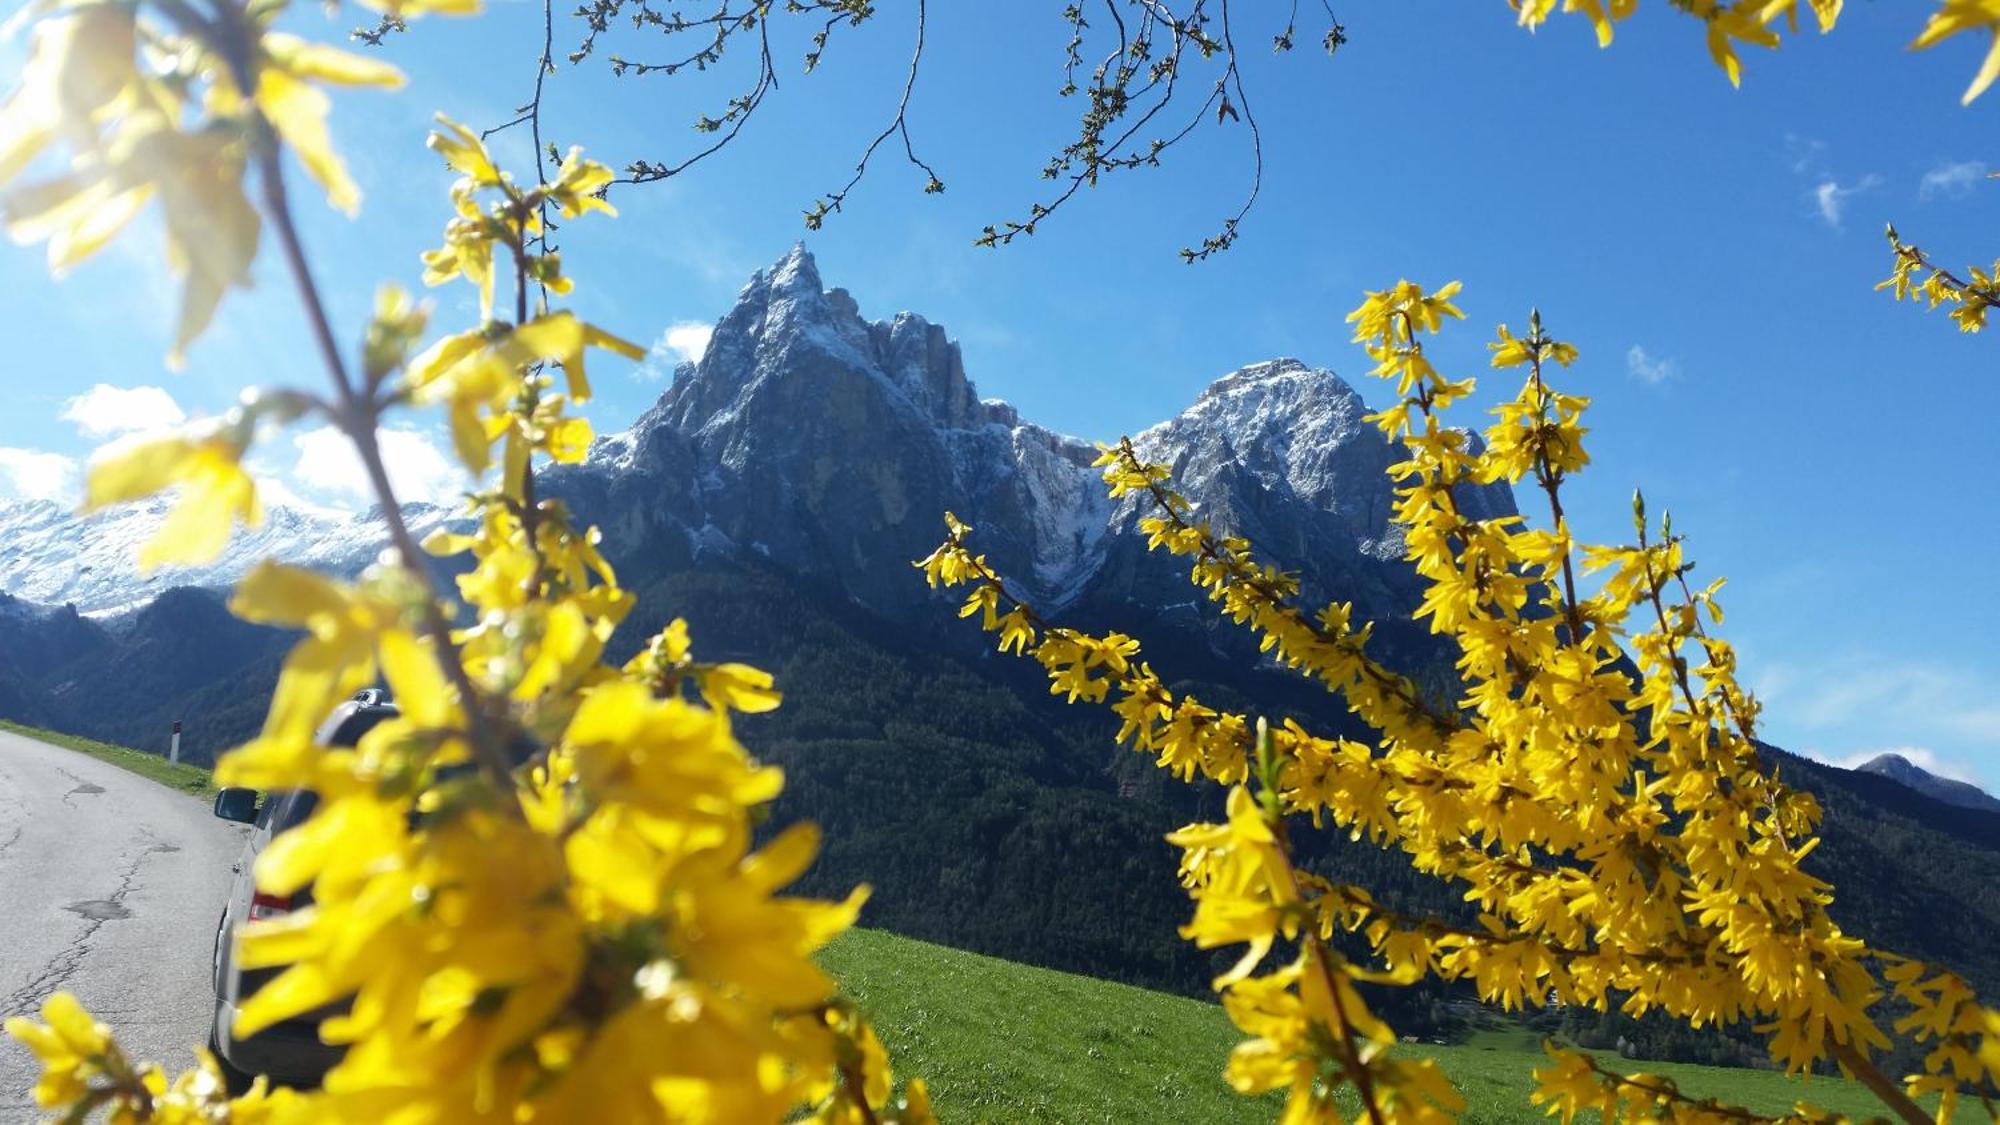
left=1, top=2, right=929, bottom=1119
left=920, top=280, right=2000, bottom=1123
left=1507, top=1, right=2000, bottom=104
left=0, top=0, right=469, bottom=364
left=8, top=993, right=298, bottom=1122
left=1879, top=225, right=1998, bottom=334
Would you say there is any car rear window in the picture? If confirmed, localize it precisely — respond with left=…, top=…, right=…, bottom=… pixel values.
left=267, top=790, right=320, bottom=832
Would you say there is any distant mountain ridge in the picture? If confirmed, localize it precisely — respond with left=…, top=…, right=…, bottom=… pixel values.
left=0, top=246, right=1510, bottom=642
left=1855, top=752, right=2000, bottom=813
left=0, top=495, right=457, bottom=614
left=542, top=244, right=1515, bottom=639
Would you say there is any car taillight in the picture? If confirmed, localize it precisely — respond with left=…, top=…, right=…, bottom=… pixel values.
left=248, top=891, right=295, bottom=921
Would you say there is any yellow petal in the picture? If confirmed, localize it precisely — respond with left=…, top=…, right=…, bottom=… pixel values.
left=234, top=963, right=344, bottom=1038
left=1966, top=28, right=2000, bottom=103
left=230, top=560, right=352, bottom=629
left=379, top=628, right=456, bottom=727
left=82, top=434, right=195, bottom=511
left=405, top=328, right=485, bottom=395
left=741, top=822, right=820, bottom=891
left=45, top=180, right=149, bottom=272
left=231, top=906, right=323, bottom=967
left=152, top=133, right=259, bottom=367
left=427, top=113, right=498, bottom=183
left=448, top=398, right=491, bottom=473
left=263, top=33, right=406, bottom=89
left=41, top=993, right=105, bottom=1054
left=545, top=416, right=593, bottom=463
left=138, top=449, right=261, bottom=569
left=256, top=68, right=359, bottom=215
left=584, top=322, right=646, bottom=360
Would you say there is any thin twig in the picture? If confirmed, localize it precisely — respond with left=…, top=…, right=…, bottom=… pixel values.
left=1523, top=333, right=1586, bottom=644
left=807, top=0, right=943, bottom=228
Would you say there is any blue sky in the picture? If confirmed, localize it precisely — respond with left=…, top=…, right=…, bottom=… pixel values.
left=1, top=2, right=1995, bottom=786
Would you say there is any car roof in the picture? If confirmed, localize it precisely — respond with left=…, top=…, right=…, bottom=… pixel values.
left=313, top=698, right=399, bottom=749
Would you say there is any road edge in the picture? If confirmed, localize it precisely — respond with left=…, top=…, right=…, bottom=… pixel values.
left=0, top=720, right=214, bottom=798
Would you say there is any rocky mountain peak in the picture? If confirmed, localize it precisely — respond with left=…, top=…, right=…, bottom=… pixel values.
left=1133, top=359, right=1396, bottom=545
left=660, top=245, right=979, bottom=437
left=1193, top=357, right=1359, bottom=406
left=1856, top=753, right=2000, bottom=814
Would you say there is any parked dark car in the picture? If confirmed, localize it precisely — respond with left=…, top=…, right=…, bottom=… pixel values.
left=207, top=692, right=396, bottom=1089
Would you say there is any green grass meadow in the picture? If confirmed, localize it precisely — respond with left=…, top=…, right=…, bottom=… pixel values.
left=2, top=718, right=215, bottom=797
left=825, top=927, right=1957, bottom=1124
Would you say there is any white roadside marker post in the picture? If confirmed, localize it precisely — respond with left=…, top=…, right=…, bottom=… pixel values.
left=169, top=720, right=182, bottom=765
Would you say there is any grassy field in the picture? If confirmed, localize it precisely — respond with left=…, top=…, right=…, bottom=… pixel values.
left=0, top=718, right=216, bottom=797
left=825, top=927, right=1960, bottom=1124
left=11, top=719, right=1960, bottom=1121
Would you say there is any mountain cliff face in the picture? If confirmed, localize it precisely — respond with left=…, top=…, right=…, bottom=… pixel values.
left=544, top=244, right=1513, bottom=636
left=542, top=245, right=1112, bottom=614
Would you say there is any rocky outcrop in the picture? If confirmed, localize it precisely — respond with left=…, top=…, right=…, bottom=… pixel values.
left=546, top=244, right=1109, bottom=613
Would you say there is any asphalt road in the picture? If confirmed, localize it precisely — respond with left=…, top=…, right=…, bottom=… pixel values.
left=0, top=730, right=245, bottom=1119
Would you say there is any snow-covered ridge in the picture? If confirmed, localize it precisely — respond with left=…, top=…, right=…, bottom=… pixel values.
left=1, top=244, right=1517, bottom=627
left=0, top=495, right=458, bottom=613
left=566, top=245, right=1518, bottom=620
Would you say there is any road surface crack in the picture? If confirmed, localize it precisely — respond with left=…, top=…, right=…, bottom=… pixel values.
left=53, top=767, right=107, bottom=809
left=2, top=841, right=152, bottom=1017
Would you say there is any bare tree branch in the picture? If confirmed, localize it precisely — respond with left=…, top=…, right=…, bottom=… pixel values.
left=481, top=1, right=1346, bottom=260
left=804, top=0, right=942, bottom=230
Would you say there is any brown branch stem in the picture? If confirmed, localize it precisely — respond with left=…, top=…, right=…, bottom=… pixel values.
left=250, top=124, right=514, bottom=789
left=1829, top=1040, right=1932, bottom=1125
left=1525, top=352, right=1585, bottom=645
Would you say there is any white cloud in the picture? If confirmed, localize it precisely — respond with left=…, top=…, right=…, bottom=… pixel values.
left=1919, top=160, right=1988, bottom=201
left=1784, top=134, right=1826, bottom=175
left=638, top=321, right=714, bottom=379
left=59, top=383, right=186, bottom=438
left=1811, top=176, right=1880, bottom=229
left=0, top=447, right=79, bottom=503
left=663, top=322, right=714, bottom=363
left=1758, top=654, right=1998, bottom=786
left=1625, top=344, right=1678, bottom=385
left=291, top=425, right=465, bottom=506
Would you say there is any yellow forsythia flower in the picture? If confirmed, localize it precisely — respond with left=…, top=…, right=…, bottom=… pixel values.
left=83, top=430, right=262, bottom=569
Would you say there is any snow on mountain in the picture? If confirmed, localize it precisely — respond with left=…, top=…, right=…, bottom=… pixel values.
left=0, top=495, right=457, bottom=614
left=540, top=244, right=1521, bottom=629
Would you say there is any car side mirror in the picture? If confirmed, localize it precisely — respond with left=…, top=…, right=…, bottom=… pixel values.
left=213, top=787, right=259, bottom=824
